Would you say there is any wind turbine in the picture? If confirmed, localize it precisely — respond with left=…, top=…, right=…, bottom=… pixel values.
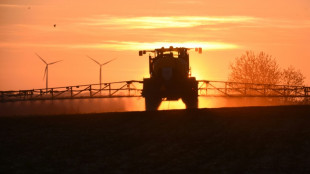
left=35, top=53, right=63, bottom=92
left=87, top=55, right=116, bottom=94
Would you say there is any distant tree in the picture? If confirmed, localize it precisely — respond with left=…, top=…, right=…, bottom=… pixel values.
left=229, top=51, right=281, bottom=85
left=229, top=51, right=306, bottom=86
left=281, top=65, right=305, bottom=86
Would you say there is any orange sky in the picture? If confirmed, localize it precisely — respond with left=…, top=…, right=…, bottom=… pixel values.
left=1, top=0, right=310, bottom=90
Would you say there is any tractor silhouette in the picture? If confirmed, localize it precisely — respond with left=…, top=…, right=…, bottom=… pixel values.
left=140, top=46, right=202, bottom=110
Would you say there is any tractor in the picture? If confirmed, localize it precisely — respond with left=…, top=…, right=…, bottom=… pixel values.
left=140, top=46, right=202, bottom=111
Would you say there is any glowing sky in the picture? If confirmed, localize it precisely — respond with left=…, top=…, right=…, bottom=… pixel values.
left=0, top=0, right=310, bottom=90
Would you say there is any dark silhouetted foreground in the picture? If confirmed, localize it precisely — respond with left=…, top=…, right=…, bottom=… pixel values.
left=1, top=105, right=310, bottom=173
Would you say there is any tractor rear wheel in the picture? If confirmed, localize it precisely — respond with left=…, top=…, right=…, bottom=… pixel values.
left=182, top=95, right=198, bottom=109
left=145, top=96, right=162, bottom=111
left=182, top=77, right=198, bottom=109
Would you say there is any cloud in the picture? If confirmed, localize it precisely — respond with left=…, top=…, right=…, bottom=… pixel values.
left=0, top=4, right=28, bottom=8
left=263, top=19, right=310, bottom=29
left=0, top=41, right=239, bottom=51
left=77, top=15, right=310, bottom=31
left=167, top=0, right=202, bottom=4
left=95, top=41, right=240, bottom=50
left=225, top=18, right=310, bottom=30
left=78, top=15, right=259, bottom=29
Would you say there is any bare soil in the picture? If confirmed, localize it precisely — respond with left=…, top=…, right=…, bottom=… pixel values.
left=1, top=105, right=310, bottom=173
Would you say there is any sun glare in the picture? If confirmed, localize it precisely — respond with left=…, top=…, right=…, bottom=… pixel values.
left=190, top=69, right=204, bottom=80
left=158, top=99, right=186, bottom=110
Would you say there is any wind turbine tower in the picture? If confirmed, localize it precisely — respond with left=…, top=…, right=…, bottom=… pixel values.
left=36, top=53, right=63, bottom=92
left=87, top=56, right=116, bottom=94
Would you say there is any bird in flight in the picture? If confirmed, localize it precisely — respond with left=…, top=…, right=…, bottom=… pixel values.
left=54, top=24, right=56, bottom=27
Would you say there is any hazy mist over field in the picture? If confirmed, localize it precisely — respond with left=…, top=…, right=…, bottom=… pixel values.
left=0, top=97, right=300, bottom=116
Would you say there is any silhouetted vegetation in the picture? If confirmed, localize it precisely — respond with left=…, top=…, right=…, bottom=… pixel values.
left=229, top=51, right=305, bottom=86
left=281, top=65, right=305, bottom=86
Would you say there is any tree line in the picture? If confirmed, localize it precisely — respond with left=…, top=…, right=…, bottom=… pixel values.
left=229, top=51, right=305, bottom=86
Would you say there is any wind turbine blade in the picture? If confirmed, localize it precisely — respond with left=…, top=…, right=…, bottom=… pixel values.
left=49, top=60, right=63, bottom=65
left=102, top=58, right=117, bottom=66
left=87, top=55, right=101, bottom=65
left=35, top=53, right=47, bottom=64
left=43, top=66, right=47, bottom=80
